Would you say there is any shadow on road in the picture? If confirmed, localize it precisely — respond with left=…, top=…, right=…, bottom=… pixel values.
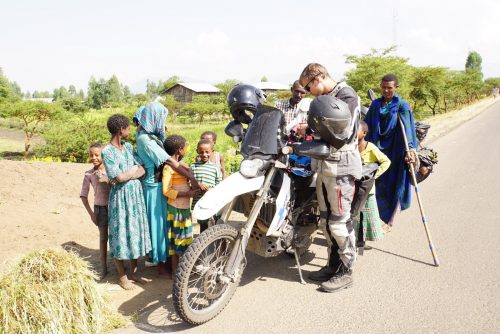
left=370, top=246, right=436, bottom=267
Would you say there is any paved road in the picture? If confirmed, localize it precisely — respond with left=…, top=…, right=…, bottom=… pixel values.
left=119, top=100, right=500, bottom=333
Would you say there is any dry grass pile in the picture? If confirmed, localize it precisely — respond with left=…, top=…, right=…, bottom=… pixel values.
left=0, top=248, right=127, bottom=333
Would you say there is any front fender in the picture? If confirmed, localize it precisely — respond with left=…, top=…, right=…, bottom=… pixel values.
left=193, top=172, right=265, bottom=220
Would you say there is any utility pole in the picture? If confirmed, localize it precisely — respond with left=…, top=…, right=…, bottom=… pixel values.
left=393, top=7, right=398, bottom=47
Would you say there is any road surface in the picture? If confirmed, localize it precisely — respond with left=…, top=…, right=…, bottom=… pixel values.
left=117, top=100, right=500, bottom=334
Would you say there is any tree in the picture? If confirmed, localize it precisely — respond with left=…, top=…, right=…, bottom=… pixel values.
left=215, top=79, right=239, bottom=114
left=86, top=77, right=108, bottom=109
left=78, top=89, right=85, bottom=100
left=53, top=86, right=69, bottom=101
left=465, top=51, right=482, bottom=72
left=483, top=77, right=500, bottom=95
left=159, top=75, right=181, bottom=94
left=260, top=76, right=268, bottom=82
left=146, top=80, right=160, bottom=98
left=181, top=95, right=224, bottom=125
left=6, top=101, right=62, bottom=159
left=58, top=97, right=89, bottom=113
left=161, top=95, right=181, bottom=124
left=68, top=85, right=77, bottom=97
left=409, top=67, right=448, bottom=115
left=122, top=85, right=132, bottom=103
left=106, top=75, right=123, bottom=104
left=9, top=81, right=23, bottom=99
left=0, top=68, right=14, bottom=103
left=345, top=46, right=415, bottom=106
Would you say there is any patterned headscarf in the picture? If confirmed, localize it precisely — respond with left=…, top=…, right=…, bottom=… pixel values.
left=133, top=101, right=169, bottom=142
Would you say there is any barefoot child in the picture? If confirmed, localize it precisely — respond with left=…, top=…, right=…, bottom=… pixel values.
left=355, top=120, right=391, bottom=244
left=80, top=142, right=111, bottom=278
left=101, top=114, right=152, bottom=290
left=191, top=139, right=222, bottom=233
left=200, top=131, right=225, bottom=179
left=162, top=135, right=198, bottom=274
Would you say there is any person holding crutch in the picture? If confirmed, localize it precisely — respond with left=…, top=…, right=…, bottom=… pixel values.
left=364, top=74, right=417, bottom=230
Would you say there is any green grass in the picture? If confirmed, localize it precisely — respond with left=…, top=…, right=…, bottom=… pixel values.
left=0, top=137, right=23, bottom=152
left=165, top=121, right=242, bottom=174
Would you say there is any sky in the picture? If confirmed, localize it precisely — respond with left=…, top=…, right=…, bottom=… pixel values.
left=1, top=0, right=499, bottom=93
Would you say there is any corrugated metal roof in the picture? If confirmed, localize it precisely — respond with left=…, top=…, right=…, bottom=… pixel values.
left=174, top=82, right=220, bottom=93
left=253, top=81, right=290, bottom=90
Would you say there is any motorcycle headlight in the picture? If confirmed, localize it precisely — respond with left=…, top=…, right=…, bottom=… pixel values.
left=239, top=158, right=265, bottom=178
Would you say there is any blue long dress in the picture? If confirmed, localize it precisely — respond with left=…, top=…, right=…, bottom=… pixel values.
left=136, top=131, right=170, bottom=264
left=102, top=142, right=151, bottom=260
left=365, top=94, right=417, bottom=224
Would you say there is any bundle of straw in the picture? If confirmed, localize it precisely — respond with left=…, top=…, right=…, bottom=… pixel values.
left=0, top=248, right=127, bottom=333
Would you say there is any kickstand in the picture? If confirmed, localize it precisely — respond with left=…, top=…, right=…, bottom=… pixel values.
left=293, top=249, right=306, bottom=284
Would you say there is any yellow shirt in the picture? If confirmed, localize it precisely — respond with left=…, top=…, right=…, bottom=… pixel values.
left=360, top=142, right=391, bottom=194
left=162, top=165, right=191, bottom=209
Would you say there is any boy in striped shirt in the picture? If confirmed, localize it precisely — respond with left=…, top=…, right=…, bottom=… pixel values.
left=191, top=139, right=222, bottom=233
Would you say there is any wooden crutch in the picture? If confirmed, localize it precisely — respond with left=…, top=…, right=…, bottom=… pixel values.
left=398, top=114, right=440, bottom=266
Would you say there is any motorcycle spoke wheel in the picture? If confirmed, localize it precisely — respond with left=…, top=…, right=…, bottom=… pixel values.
left=173, top=224, right=241, bottom=325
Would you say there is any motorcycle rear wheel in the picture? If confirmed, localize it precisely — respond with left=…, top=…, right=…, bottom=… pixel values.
left=173, top=224, right=241, bottom=325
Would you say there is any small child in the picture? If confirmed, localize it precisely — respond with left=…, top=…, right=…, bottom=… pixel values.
left=199, top=131, right=225, bottom=179
left=162, top=135, right=198, bottom=274
left=191, top=139, right=222, bottom=233
left=80, top=142, right=111, bottom=279
left=355, top=120, right=391, bottom=244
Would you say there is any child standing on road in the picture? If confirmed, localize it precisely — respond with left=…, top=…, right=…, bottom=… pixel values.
left=102, top=114, right=151, bottom=290
left=355, top=120, right=391, bottom=243
left=191, top=139, right=222, bottom=233
left=199, top=131, right=225, bottom=179
left=162, top=135, right=198, bottom=274
left=80, top=142, right=111, bottom=279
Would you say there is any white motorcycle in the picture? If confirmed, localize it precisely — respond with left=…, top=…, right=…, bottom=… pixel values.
left=172, top=104, right=329, bottom=325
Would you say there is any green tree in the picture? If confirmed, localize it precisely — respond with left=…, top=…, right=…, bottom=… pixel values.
left=181, top=95, right=224, bottom=125
left=78, top=89, right=85, bottom=100
left=483, top=77, right=500, bottom=95
left=6, top=100, right=62, bottom=159
left=121, top=85, right=133, bottom=104
left=260, top=75, right=268, bottom=82
left=106, top=75, right=123, bottom=105
left=86, top=77, right=108, bottom=109
left=132, top=93, right=148, bottom=107
left=58, top=97, right=89, bottom=113
left=409, top=67, right=448, bottom=115
left=40, top=115, right=109, bottom=162
left=9, top=81, right=23, bottom=99
left=68, top=85, right=77, bottom=97
left=53, top=86, right=69, bottom=101
left=465, top=51, right=482, bottom=72
left=0, top=68, right=14, bottom=103
left=159, top=75, right=181, bottom=93
left=345, top=46, right=414, bottom=106
left=215, top=79, right=239, bottom=113
left=161, top=95, right=181, bottom=124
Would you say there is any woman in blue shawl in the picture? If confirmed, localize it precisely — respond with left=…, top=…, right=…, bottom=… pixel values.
left=134, top=102, right=171, bottom=275
left=364, top=74, right=417, bottom=226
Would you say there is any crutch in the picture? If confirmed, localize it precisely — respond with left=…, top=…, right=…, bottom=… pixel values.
left=398, top=114, right=440, bottom=266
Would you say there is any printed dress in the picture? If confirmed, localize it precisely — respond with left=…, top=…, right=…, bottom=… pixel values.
left=102, top=142, right=151, bottom=260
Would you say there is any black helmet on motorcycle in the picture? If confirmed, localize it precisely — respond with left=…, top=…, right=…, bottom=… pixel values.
left=227, top=84, right=266, bottom=124
left=308, top=95, right=352, bottom=150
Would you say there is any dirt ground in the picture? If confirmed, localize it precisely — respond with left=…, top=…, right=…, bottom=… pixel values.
left=0, top=97, right=497, bottom=328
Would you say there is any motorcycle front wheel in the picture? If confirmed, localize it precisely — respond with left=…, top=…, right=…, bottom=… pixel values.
left=173, top=224, right=241, bottom=325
